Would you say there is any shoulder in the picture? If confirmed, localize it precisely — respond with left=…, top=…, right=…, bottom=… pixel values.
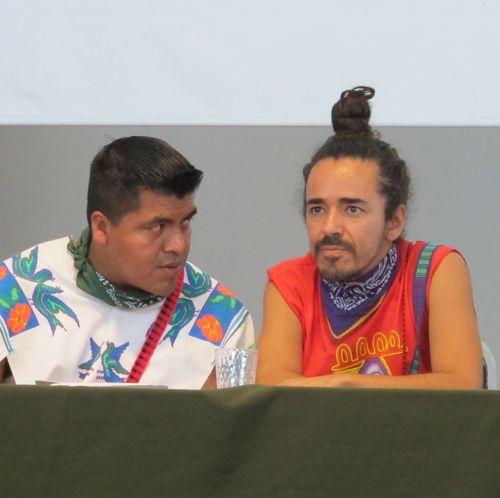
left=2, top=237, right=72, bottom=267
left=267, top=254, right=317, bottom=313
left=3, top=236, right=67, bottom=256
left=1, top=237, right=80, bottom=327
left=184, top=260, right=255, bottom=345
left=405, top=239, right=458, bottom=258
left=0, top=237, right=72, bottom=348
left=184, top=260, right=248, bottom=308
left=401, top=240, right=468, bottom=305
left=2, top=237, right=72, bottom=276
left=429, top=251, right=471, bottom=288
left=268, top=253, right=316, bottom=281
left=402, top=239, right=462, bottom=274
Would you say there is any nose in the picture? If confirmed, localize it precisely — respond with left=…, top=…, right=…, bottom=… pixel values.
left=322, top=208, right=344, bottom=237
left=162, top=226, right=188, bottom=254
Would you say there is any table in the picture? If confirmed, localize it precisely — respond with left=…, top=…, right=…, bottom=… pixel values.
left=1, top=385, right=499, bottom=497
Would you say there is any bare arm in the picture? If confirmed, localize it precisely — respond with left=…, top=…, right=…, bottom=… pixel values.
left=256, top=282, right=304, bottom=385
left=0, top=358, right=6, bottom=383
left=202, top=367, right=217, bottom=390
left=257, top=253, right=483, bottom=389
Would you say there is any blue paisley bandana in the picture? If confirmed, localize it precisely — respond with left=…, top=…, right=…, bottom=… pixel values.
left=320, top=244, right=398, bottom=337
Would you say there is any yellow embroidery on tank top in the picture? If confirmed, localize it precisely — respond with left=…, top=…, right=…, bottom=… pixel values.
left=330, top=329, right=406, bottom=373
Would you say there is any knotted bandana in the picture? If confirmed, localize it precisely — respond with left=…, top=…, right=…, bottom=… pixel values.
left=321, top=243, right=398, bottom=336
left=67, top=227, right=163, bottom=308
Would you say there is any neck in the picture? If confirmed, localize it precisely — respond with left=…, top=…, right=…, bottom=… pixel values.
left=321, top=242, right=399, bottom=315
left=321, top=240, right=397, bottom=285
left=87, top=239, right=126, bottom=290
left=352, top=240, right=395, bottom=282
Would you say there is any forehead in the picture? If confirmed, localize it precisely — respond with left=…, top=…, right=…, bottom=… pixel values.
left=125, top=189, right=196, bottom=221
left=306, top=157, right=382, bottom=201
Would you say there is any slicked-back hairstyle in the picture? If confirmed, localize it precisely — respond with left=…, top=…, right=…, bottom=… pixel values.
left=303, top=86, right=410, bottom=221
left=86, top=136, right=203, bottom=225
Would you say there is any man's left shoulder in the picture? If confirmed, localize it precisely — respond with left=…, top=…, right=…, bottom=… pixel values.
left=404, top=239, right=459, bottom=260
left=183, top=261, right=247, bottom=306
left=402, top=240, right=465, bottom=282
left=182, top=261, right=254, bottom=347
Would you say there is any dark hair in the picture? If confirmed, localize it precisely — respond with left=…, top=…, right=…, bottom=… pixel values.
left=86, top=136, right=203, bottom=225
left=303, top=86, right=410, bottom=220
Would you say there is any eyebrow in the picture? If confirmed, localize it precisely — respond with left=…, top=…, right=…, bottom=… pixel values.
left=185, top=208, right=198, bottom=220
left=306, top=197, right=368, bottom=205
left=306, top=198, right=325, bottom=206
left=339, top=197, right=368, bottom=205
left=142, top=208, right=198, bottom=227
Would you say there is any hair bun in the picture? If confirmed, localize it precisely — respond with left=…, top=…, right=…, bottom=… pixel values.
left=331, top=86, right=375, bottom=137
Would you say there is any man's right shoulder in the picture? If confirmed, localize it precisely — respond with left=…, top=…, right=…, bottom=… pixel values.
left=267, top=254, right=318, bottom=300
left=2, top=236, right=71, bottom=264
left=266, top=255, right=317, bottom=320
left=1, top=237, right=74, bottom=290
left=268, top=253, right=317, bottom=279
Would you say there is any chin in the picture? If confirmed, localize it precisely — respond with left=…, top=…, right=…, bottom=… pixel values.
left=318, top=263, right=359, bottom=282
left=316, top=253, right=360, bottom=282
left=153, top=282, right=178, bottom=298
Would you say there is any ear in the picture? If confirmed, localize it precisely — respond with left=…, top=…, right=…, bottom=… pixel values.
left=90, top=211, right=112, bottom=246
left=385, top=204, right=407, bottom=242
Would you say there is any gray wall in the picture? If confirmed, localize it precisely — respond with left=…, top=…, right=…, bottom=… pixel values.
left=1, top=126, right=499, bottom=379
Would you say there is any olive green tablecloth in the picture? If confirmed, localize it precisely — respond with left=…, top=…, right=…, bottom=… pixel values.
left=1, top=385, right=499, bottom=497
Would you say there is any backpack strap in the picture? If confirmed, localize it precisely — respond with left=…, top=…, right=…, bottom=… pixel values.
left=408, top=242, right=439, bottom=374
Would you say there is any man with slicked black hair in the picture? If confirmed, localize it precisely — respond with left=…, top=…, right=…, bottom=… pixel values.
left=0, top=136, right=254, bottom=387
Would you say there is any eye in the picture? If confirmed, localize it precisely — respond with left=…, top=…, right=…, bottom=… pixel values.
left=308, top=206, right=324, bottom=215
left=346, top=205, right=362, bottom=215
left=149, top=222, right=165, bottom=234
left=181, top=216, right=194, bottom=230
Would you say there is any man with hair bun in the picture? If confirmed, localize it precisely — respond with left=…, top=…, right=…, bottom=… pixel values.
left=0, top=136, right=254, bottom=387
left=257, top=87, right=482, bottom=389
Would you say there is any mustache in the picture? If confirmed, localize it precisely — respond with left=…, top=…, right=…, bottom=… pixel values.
left=314, top=235, right=355, bottom=254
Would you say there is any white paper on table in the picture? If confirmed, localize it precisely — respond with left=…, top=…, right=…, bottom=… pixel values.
left=35, top=380, right=168, bottom=388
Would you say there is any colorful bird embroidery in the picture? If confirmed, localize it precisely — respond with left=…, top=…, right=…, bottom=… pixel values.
left=32, top=283, right=80, bottom=335
left=101, top=341, right=129, bottom=382
left=12, top=247, right=54, bottom=283
left=164, top=297, right=195, bottom=346
left=78, top=337, right=102, bottom=371
left=10, top=246, right=79, bottom=335
left=182, top=264, right=211, bottom=298
left=78, top=339, right=129, bottom=382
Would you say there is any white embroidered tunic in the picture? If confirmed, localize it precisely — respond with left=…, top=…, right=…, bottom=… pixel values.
left=0, top=237, right=254, bottom=388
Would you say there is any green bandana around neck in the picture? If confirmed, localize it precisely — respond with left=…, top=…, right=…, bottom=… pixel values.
left=67, top=227, right=164, bottom=309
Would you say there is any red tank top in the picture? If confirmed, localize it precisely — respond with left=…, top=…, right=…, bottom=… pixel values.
left=268, top=240, right=455, bottom=377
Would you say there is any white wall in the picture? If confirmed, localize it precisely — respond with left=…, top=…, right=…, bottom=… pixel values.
left=1, top=0, right=499, bottom=125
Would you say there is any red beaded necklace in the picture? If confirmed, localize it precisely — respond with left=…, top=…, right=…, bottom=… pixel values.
left=126, top=271, right=184, bottom=383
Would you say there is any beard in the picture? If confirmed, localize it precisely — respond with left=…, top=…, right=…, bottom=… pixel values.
left=313, top=235, right=358, bottom=282
left=316, top=255, right=359, bottom=282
